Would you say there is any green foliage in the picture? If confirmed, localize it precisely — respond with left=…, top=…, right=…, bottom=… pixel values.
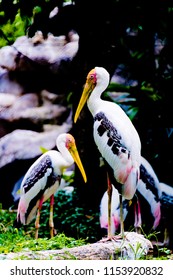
left=0, top=171, right=100, bottom=254
left=0, top=0, right=67, bottom=47
left=104, top=81, right=162, bottom=121
left=35, top=188, right=100, bottom=242
left=104, top=85, right=138, bottom=121
left=0, top=11, right=30, bottom=47
left=0, top=208, right=86, bottom=254
left=0, top=153, right=100, bottom=255
left=128, top=241, right=146, bottom=260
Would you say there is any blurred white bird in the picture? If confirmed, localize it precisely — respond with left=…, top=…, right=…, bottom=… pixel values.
left=100, top=156, right=161, bottom=235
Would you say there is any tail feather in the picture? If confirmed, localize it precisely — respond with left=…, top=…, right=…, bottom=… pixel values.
left=140, top=162, right=160, bottom=200
left=17, top=197, right=27, bottom=225
left=122, top=167, right=139, bottom=199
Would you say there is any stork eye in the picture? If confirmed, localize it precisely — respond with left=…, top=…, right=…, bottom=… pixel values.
left=90, top=74, right=95, bottom=79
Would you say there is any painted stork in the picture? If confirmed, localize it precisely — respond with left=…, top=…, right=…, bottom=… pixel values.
left=99, top=156, right=161, bottom=235
left=137, top=156, right=161, bottom=230
left=159, top=182, right=173, bottom=247
left=74, top=67, right=141, bottom=239
left=17, top=133, right=87, bottom=238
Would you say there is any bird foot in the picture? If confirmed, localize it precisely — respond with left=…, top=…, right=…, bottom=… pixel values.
left=99, top=233, right=127, bottom=243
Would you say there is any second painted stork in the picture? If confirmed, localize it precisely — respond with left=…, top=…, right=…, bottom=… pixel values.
left=137, top=156, right=161, bottom=230
left=74, top=67, right=141, bottom=240
left=99, top=156, right=161, bottom=236
left=17, top=133, right=87, bottom=238
left=159, top=182, right=173, bottom=248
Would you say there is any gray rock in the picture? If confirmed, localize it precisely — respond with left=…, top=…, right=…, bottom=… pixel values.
left=0, top=69, right=24, bottom=96
left=0, top=31, right=79, bottom=71
left=0, top=92, right=69, bottom=129
left=0, top=93, right=17, bottom=108
left=0, top=122, right=72, bottom=168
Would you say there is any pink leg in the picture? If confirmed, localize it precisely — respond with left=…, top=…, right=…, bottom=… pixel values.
left=134, top=197, right=142, bottom=233
left=107, top=174, right=113, bottom=239
left=35, top=196, right=44, bottom=239
left=99, top=175, right=127, bottom=242
left=49, top=195, right=54, bottom=238
left=100, top=174, right=124, bottom=242
left=119, top=194, right=125, bottom=239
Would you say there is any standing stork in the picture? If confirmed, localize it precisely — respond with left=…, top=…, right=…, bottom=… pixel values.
left=17, top=133, right=87, bottom=239
left=74, top=67, right=141, bottom=240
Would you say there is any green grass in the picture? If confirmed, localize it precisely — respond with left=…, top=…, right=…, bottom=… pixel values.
left=1, top=185, right=173, bottom=260
left=30, top=189, right=100, bottom=242
left=1, top=207, right=173, bottom=260
left=0, top=186, right=100, bottom=255
left=0, top=208, right=87, bottom=254
left=0, top=168, right=100, bottom=257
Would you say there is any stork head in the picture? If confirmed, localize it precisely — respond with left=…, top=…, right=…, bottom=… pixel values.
left=57, top=133, right=87, bottom=183
left=74, top=67, right=110, bottom=123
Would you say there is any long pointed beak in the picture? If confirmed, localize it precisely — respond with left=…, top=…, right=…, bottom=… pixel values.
left=74, top=82, right=94, bottom=123
left=70, top=144, right=87, bottom=183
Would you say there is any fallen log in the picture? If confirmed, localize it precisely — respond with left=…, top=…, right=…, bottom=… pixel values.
left=0, top=232, right=152, bottom=260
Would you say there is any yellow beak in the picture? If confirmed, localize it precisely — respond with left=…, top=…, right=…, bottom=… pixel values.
left=74, top=81, right=95, bottom=123
left=69, top=144, right=87, bottom=183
